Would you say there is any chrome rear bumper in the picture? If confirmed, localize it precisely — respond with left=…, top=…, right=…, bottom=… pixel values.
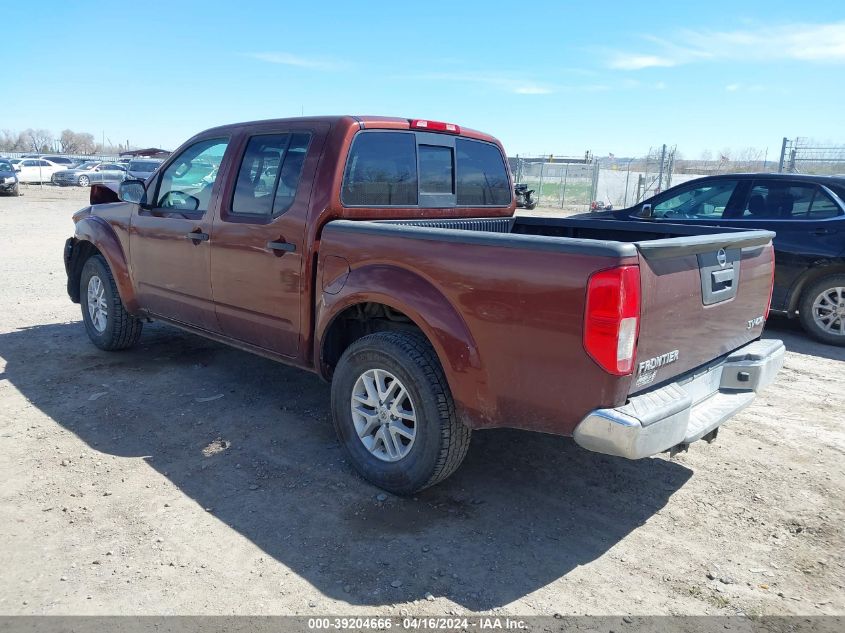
left=573, top=339, right=785, bottom=459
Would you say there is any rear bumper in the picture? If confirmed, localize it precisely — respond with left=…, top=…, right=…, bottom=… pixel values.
left=573, top=339, right=785, bottom=459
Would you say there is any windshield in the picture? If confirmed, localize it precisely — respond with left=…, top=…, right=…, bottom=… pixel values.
left=76, top=162, right=98, bottom=170
left=0, top=160, right=12, bottom=171
left=129, top=161, right=160, bottom=173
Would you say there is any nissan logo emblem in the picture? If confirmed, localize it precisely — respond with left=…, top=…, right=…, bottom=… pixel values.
left=717, top=248, right=727, bottom=267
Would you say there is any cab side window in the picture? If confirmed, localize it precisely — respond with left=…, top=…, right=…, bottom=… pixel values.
left=155, top=138, right=228, bottom=212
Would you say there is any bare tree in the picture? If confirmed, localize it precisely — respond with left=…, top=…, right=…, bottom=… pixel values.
left=76, top=132, right=97, bottom=154
left=59, top=129, right=79, bottom=154
left=59, top=129, right=97, bottom=155
left=0, top=129, right=21, bottom=152
left=24, top=128, right=54, bottom=153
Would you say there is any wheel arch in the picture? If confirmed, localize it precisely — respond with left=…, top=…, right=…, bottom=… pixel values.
left=786, top=260, right=845, bottom=316
left=70, top=217, right=140, bottom=313
left=315, top=265, right=492, bottom=429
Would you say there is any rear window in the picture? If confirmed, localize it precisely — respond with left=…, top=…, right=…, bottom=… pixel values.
left=129, top=161, right=160, bottom=173
left=419, top=145, right=453, bottom=194
left=342, top=132, right=418, bottom=206
left=455, top=138, right=511, bottom=206
left=341, top=131, right=510, bottom=207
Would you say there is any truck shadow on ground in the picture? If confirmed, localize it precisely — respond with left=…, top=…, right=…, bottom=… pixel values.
left=1, top=321, right=696, bottom=611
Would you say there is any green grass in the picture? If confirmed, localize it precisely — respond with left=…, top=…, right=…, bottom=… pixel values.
left=520, top=180, right=593, bottom=204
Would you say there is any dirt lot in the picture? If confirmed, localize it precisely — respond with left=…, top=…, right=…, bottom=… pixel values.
left=0, top=185, right=843, bottom=617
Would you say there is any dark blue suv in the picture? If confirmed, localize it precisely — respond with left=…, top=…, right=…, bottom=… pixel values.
left=595, top=174, right=845, bottom=346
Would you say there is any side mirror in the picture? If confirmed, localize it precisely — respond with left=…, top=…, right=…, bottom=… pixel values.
left=14, top=165, right=21, bottom=172
left=119, top=179, right=147, bottom=204
left=640, top=203, right=653, bottom=218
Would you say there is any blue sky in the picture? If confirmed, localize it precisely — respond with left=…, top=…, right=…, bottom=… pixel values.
left=4, top=1, right=844, bottom=158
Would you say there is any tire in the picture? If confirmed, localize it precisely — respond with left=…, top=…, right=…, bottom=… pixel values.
left=78, top=175, right=90, bottom=187
left=330, top=331, right=471, bottom=495
left=80, top=254, right=143, bottom=351
left=798, top=274, right=845, bottom=346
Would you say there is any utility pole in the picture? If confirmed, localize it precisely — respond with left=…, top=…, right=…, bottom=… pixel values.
left=656, top=144, right=666, bottom=193
left=778, top=137, right=788, bottom=173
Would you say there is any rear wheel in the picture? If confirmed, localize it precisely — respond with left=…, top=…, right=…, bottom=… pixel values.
left=330, top=331, right=471, bottom=494
left=80, top=255, right=143, bottom=350
left=798, top=274, right=845, bottom=346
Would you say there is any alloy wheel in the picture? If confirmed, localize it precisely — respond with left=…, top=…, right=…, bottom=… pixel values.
left=812, top=286, right=845, bottom=336
left=350, top=368, right=417, bottom=462
left=86, top=275, right=108, bottom=333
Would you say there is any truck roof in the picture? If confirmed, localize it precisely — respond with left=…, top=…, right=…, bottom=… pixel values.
left=198, top=115, right=501, bottom=145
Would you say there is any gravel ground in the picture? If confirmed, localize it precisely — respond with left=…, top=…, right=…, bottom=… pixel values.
left=0, top=185, right=843, bottom=616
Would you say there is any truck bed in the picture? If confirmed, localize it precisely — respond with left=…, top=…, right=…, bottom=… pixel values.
left=320, top=216, right=775, bottom=435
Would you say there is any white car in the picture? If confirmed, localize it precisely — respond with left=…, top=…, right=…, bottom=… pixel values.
left=14, top=158, right=66, bottom=183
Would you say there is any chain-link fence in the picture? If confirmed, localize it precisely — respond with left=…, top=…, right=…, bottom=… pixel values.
left=510, top=147, right=681, bottom=212
left=509, top=156, right=599, bottom=212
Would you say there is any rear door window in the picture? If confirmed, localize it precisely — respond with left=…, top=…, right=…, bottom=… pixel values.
left=808, top=190, right=842, bottom=219
left=231, top=132, right=312, bottom=217
left=741, top=181, right=841, bottom=219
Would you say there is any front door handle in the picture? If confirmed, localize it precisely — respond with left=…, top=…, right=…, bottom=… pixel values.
left=184, top=230, right=209, bottom=243
left=812, top=228, right=836, bottom=236
left=266, top=240, right=296, bottom=253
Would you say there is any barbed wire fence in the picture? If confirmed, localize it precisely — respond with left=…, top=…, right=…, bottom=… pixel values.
left=778, top=138, right=845, bottom=175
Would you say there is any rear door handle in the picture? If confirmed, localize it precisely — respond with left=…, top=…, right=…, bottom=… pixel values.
left=184, top=231, right=209, bottom=243
left=266, top=241, right=296, bottom=253
left=812, top=228, right=836, bottom=236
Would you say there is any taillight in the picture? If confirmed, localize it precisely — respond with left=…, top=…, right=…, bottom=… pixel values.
left=764, top=248, right=775, bottom=320
left=583, top=265, right=641, bottom=375
left=409, top=119, right=461, bottom=134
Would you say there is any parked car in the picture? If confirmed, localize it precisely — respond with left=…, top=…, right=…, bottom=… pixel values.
left=42, top=155, right=78, bottom=167
left=0, top=159, right=20, bottom=196
left=52, top=161, right=127, bottom=187
left=590, top=199, right=613, bottom=211
left=588, top=174, right=845, bottom=345
left=64, top=116, right=782, bottom=493
left=125, top=158, right=163, bottom=181
left=14, top=158, right=66, bottom=183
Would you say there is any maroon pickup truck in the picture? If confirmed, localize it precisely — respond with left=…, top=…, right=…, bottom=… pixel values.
left=64, top=115, right=784, bottom=494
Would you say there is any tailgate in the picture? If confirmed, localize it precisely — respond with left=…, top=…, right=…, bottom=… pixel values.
left=631, top=229, right=775, bottom=393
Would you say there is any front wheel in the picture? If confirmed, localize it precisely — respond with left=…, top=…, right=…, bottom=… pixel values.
left=80, top=255, right=143, bottom=350
left=330, top=331, right=471, bottom=494
left=798, top=274, right=845, bottom=346
left=78, top=175, right=90, bottom=187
